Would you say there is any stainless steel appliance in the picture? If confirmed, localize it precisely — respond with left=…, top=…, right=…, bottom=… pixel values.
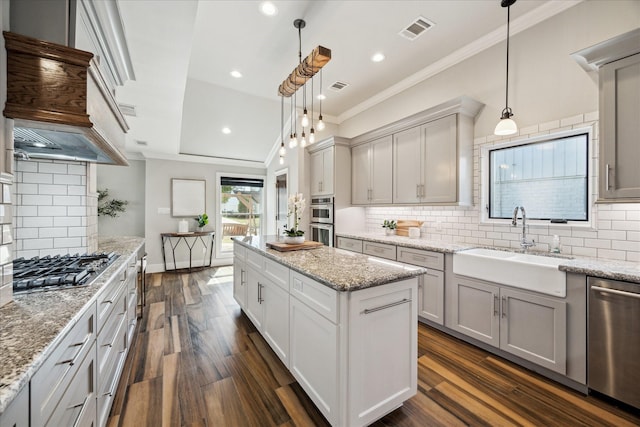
left=588, top=277, right=640, bottom=409
left=310, top=197, right=334, bottom=224
left=310, top=197, right=334, bottom=246
left=13, top=252, right=119, bottom=293
left=310, top=222, right=334, bottom=247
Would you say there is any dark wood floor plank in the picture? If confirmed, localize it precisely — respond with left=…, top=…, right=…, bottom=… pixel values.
left=108, top=268, right=640, bottom=427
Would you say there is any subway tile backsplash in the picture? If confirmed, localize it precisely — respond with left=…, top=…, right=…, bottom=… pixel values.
left=13, top=159, right=98, bottom=259
left=365, top=113, right=640, bottom=262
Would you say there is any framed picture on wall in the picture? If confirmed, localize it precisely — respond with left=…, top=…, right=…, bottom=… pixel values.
left=171, top=178, right=206, bottom=217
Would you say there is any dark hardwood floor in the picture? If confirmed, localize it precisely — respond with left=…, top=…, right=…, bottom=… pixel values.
left=107, top=267, right=640, bottom=427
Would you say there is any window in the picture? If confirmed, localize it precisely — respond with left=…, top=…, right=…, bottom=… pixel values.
left=219, top=176, right=264, bottom=253
left=488, top=132, right=588, bottom=221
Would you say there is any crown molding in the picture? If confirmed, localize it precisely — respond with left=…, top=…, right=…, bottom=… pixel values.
left=337, top=0, right=583, bottom=124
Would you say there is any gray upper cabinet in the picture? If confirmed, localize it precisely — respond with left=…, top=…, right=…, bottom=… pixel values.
left=351, top=136, right=393, bottom=205
left=349, top=96, right=482, bottom=207
left=599, top=53, right=640, bottom=201
left=572, top=29, right=640, bottom=202
left=393, top=115, right=458, bottom=204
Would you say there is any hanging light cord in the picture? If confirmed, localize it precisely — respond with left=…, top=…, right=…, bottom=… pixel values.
left=504, top=3, right=511, bottom=116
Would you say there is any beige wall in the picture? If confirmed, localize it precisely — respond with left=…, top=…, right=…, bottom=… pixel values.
left=337, top=1, right=640, bottom=140
left=144, top=157, right=265, bottom=272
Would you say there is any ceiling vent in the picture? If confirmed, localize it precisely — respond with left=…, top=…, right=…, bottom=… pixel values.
left=329, top=81, right=349, bottom=92
left=399, top=16, right=435, bottom=41
left=135, top=140, right=148, bottom=146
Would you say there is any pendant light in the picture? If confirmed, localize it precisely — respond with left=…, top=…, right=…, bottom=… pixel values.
left=278, top=95, right=286, bottom=162
left=495, top=0, right=518, bottom=136
left=309, top=73, right=316, bottom=144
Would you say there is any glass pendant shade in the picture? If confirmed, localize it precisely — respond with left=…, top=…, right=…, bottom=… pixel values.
left=309, top=128, right=315, bottom=144
left=300, top=131, right=307, bottom=148
left=494, top=117, right=518, bottom=135
left=279, top=144, right=286, bottom=156
left=289, top=133, right=298, bottom=148
left=279, top=156, right=284, bottom=165
left=301, top=109, right=309, bottom=127
left=317, top=115, right=325, bottom=131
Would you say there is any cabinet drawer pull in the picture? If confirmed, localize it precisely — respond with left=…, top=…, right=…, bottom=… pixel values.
left=57, top=336, right=90, bottom=366
left=591, top=285, right=640, bottom=299
left=364, top=298, right=410, bottom=314
left=493, top=294, right=498, bottom=316
left=413, top=255, right=425, bottom=262
left=67, top=399, right=86, bottom=411
left=71, top=397, right=89, bottom=427
left=258, top=283, right=264, bottom=303
left=240, top=269, right=245, bottom=285
left=103, top=351, right=126, bottom=397
left=605, top=164, right=611, bottom=190
left=501, top=296, right=507, bottom=318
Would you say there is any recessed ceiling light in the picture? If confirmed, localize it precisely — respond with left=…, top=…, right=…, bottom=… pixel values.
left=222, top=127, right=231, bottom=134
left=317, top=93, right=326, bottom=100
left=371, top=52, right=385, bottom=63
left=260, top=1, right=278, bottom=16
left=230, top=70, right=242, bottom=78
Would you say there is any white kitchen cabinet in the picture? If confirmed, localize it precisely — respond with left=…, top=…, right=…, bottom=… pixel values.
left=599, top=53, right=640, bottom=201
left=362, top=241, right=397, bottom=261
left=245, top=266, right=265, bottom=330
left=347, top=280, right=417, bottom=427
left=233, top=244, right=247, bottom=309
left=310, top=146, right=334, bottom=196
left=393, top=115, right=458, bottom=204
left=31, top=302, right=97, bottom=426
left=290, top=293, right=339, bottom=425
left=262, top=276, right=290, bottom=367
left=419, top=269, right=444, bottom=325
left=351, top=136, right=393, bottom=205
left=446, top=274, right=567, bottom=374
left=0, top=383, right=29, bottom=427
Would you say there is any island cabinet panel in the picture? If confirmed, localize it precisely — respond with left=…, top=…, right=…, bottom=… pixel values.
left=419, top=269, right=445, bottom=325
left=347, top=280, right=418, bottom=427
left=233, top=244, right=247, bottom=309
left=290, top=295, right=339, bottom=425
left=0, top=382, right=29, bottom=427
left=245, top=267, right=265, bottom=330
left=262, top=278, right=290, bottom=367
left=290, top=271, right=339, bottom=323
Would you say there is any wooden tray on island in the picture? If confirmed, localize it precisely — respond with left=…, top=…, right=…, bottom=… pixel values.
left=267, top=240, right=324, bottom=252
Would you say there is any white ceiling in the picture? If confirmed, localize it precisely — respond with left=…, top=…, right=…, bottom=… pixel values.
left=115, top=0, right=579, bottom=164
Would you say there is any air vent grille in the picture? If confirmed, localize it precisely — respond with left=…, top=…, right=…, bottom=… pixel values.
left=135, top=140, right=148, bottom=146
left=14, top=128, right=58, bottom=148
left=399, top=16, right=435, bottom=41
left=329, top=81, right=349, bottom=92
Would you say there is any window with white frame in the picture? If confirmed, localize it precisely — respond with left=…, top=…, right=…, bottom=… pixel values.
left=488, top=132, right=589, bottom=221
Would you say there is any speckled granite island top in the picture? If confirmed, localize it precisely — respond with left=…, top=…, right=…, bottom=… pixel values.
left=336, top=232, right=640, bottom=284
left=0, top=236, right=145, bottom=414
left=234, top=236, right=426, bottom=291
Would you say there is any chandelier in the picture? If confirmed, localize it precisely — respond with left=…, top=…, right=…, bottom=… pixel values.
left=278, top=19, right=331, bottom=164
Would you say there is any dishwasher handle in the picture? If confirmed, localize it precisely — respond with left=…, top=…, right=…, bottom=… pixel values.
left=591, top=285, right=640, bottom=299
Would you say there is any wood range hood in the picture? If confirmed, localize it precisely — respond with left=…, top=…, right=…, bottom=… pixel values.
left=3, top=31, right=129, bottom=165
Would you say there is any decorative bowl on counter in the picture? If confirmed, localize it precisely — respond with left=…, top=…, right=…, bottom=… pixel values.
left=284, top=236, right=305, bottom=244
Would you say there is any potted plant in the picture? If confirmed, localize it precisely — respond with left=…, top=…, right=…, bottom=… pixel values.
left=283, top=193, right=306, bottom=244
left=382, top=219, right=397, bottom=236
left=195, top=213, right=209, bottom=231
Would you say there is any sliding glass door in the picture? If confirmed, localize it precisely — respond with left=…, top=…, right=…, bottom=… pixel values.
left=218, top=175, right=264, bottom=255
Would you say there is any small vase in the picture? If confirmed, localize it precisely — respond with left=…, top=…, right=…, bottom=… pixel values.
left=197, top=226, right=205, bottom=232
left=284, top=236, right=305, bottom=244
left=385, top=229, right=396, bottom=236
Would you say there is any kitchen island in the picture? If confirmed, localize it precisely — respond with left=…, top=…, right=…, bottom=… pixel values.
left=0, top=236, right=145, bottom=426
left=233, top=236, right=425, bottom=427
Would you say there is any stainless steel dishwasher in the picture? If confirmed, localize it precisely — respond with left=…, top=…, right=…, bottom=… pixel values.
left=588, top=277, right=640, bottom=409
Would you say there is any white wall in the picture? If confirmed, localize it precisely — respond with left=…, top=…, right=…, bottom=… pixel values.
left=144, top=157, right=265, bottom=272
left=97, top=160, right=145, bottom=237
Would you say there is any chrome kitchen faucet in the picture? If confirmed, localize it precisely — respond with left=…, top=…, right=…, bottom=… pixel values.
left=512, top=206, right=535, bottom=251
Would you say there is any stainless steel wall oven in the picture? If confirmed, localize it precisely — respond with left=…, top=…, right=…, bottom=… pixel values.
left=310, top=197, right=334, bottom=246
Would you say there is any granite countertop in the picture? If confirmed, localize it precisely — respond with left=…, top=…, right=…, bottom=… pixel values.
left=336, top=232, right=640, bottom=284
left=234, top=236, right=426, bottom=291
left=0, top=236, right=145, bottom=414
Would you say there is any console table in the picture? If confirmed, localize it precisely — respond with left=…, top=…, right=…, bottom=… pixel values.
left=161, top=231, right=215, bottom=272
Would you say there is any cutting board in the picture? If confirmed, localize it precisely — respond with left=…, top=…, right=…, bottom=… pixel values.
left=266, top=240, right=324, bottom=252
left=395, top=220, right=424, bottom=237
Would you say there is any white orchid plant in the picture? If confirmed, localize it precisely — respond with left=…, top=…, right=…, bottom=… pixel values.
left=284, top=193, right=306, bottom=237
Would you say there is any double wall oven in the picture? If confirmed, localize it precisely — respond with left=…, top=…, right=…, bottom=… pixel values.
left=310, top=197, right=334, bottom=247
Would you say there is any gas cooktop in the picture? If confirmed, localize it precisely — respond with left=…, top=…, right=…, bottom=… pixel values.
left=13, top=252, right=119, bottom=294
